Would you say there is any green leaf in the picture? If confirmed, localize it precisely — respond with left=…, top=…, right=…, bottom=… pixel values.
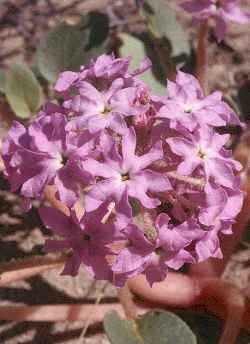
left=37, top=12, right=109, bottom=83
left=141, top=0, right=190, bottom=60
left=137, top=309, right=197, bottom=344
left=5, top=64, right=43, bottom=119
left=119, top=33, right=166, bottom=95
left=104, top=310, right=197, bottom=344
left=104, top=311, right=142, bottom=344
left=0, top=69, right=6, bottom=94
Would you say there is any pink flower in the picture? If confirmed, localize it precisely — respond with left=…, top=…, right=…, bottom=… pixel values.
left=40, top=203, right=118, bottom=280
left=166, top=125, right=241, bottom=188
left=2, top=54, right=244, bottom=287
left=65, top=82, right=153, bottom=135
left=195, top=182, right=243, bottom=261
left=157, top=71, right=241, bottom=131
left=83, top=128, right=171, bottom=211
left=54, top=54, right=130, bottom=94
left=55, top=54, right=151, bottom=96
left=64, top=79, right=128, bottom=135
left=2, top=113, right=95, bottom=207
left=79, top=53, right=152, bottom=87
left=181, top=0, right=250, bottom=41
left=112, top=214, right=203, bottom=286
left=81, top=54, right=131, bottom=81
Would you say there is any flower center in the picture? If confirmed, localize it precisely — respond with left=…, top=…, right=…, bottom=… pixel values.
left=137, top=88, right=150, bottom=105
left=62, top=155, right=68, bottom=165
left=84, top=234, right=91, bottom=241
left=54, top=153, right=67, bottom=170
left=197, top=148, right=206, bottom=160
left=183, top=104, right=193, bottom=113
left=82, top=233, right=91, bottom=242
left=155, top=247, right=164, bottom=256
left=121, top=172, right=130, bottom=181
left=101, top=105, right=111, bottom=116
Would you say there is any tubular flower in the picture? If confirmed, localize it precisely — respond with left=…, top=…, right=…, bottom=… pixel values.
left=83, top=127, right=171, bottom=211
left=3, top=113, right=95, bottom=208
left=2, top=54, right=243, bottom=286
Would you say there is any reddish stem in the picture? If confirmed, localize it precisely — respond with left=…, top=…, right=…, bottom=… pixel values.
left=0, top=304, right=128, bottom=322
left=128, top=274, right=249, bottom=344
left=196, top=20, right=209, bottom=94
left=0, top=245, right=248, bottom=343
left=44, top=185, right=69, bottom=215
left=117, top=283, right=138, bottom=319
left=0, top=273, right=248, bottom=344
left=0, top=254, right=67, bottom=286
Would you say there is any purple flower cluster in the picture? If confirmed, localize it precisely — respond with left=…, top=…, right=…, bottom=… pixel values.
left=2, top=54, right=243, bottom=286
left=181, top=0, right=249, bottom=41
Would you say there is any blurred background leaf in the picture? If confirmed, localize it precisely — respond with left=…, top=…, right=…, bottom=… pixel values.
left=176, top=310, right=250, bottom=344
left=137, top=310, right=197, bottom=344
left=5, top=63, right=43, bottom=119
left=119, top=32, right=166, bottom=95
left=104, top=311, right=142, bottom=344
left=37, top=12, right=109, bottom=83
left=104, top=310, right=197, bottom=344
left=141, top=0, right=190, bottom=62
left=236, top=80, right=250, bottom=121
left=0, top=69, right=6, bottom=94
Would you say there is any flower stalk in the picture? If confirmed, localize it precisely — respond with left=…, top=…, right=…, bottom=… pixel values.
left=196, top=20, right=209, bottom=93
left=117, top=282, right=138, bottom=319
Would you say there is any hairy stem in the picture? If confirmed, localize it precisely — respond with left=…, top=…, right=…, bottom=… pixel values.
left=196, top=20, right=209, bottom=93
left=117, top=282, right=138, bottom=319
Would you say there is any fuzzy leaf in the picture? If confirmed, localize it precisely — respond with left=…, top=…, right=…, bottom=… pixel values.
left=104, top=310, right=197, bottom=344
left=104, top=311, right=142, bottom=344
left=137, top=309, right=197, bottom=344
left=37, top=12, right=109, bottom=83
left=5, top=64, right=43, bottom=119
